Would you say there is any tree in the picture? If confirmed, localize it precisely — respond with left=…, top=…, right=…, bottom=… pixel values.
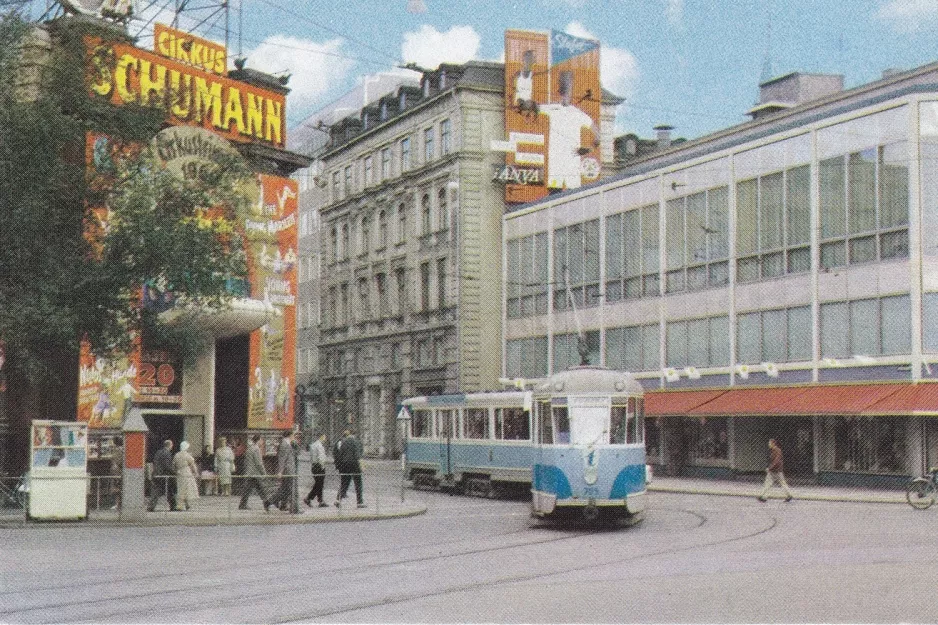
left=0, top=14, right=250, bottom=473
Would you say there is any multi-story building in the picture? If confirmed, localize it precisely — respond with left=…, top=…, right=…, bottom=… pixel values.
left=505, top=67, right=938, bottom=488
left=316, top=60, right=622, bottom=456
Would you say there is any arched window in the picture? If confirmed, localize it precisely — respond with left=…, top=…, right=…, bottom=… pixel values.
left=341, top=223, right=349, bottom=260
left=437, top=187, right=448, bottom=230
left=360, top=215, right=370, bottom=255
left=378, top=210, right=388, bottom=249
left=421, top=193, right=432, bottom=234
left=397, top=202, right=408, bottom=244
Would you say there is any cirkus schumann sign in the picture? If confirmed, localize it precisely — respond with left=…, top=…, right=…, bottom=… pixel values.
left=84, top=35, right=286, bottom=148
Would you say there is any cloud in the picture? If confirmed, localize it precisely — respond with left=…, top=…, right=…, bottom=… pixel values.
left=246, top=35, right=356, bottom=117
left=564, top=22, right=639, bottom=100
left=876, top=0, right=938, bottom=32
left=401, top=24, right=481, bottom=69
left=664, top=0, right=684, bottom=29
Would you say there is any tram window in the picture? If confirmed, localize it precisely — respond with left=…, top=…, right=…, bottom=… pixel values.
left=464, top=408, right=489, bottom=439
left=411, top=410, right=431, bottom=438
left=570, top=403, right=608, bottom=446
left=610, top=406, right=628, bottom=444
left=436, top=409, right=454, bottom=438
left=553, top=407, right=570, bottom=444
left=538, top=402, right=553, bottom=444
left=634, top=398, right=645, bottom=443
left=496, top=407, right=530, bottom=440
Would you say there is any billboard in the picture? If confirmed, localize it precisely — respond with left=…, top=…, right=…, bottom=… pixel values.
left=246, top=175, right=298, bottom=429
left=494, top=29, right=602, bottom=203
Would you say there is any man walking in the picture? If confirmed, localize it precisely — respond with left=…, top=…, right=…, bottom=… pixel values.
left=269, top=430, right=298, bottom=513
left=334, top=429, right=365, bottom=508
left=148, top=439, right=176, bottom=512
left=304, top=433, right=329, bottom=508
left=758, top=438, right=794, bottom=502
left=239, top=434, right=271, bottom=512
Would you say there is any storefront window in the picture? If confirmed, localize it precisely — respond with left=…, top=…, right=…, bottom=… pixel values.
left=645, top=418, right=662, bottom=460
left=823, top=416, right=907, bottom=473
left=687, top=417, right=728, bottom=462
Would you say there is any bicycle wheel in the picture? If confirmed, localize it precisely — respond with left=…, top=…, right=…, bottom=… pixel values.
left=906, top=478, right=937, bottom=510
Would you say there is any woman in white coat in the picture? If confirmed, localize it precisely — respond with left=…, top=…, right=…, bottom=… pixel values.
left=214, top=437, right=236, bottom=496
left=173, top=441, right=200, bottom=510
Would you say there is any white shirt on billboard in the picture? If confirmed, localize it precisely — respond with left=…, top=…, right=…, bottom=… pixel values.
left=539, top=102, right=594, bottom=190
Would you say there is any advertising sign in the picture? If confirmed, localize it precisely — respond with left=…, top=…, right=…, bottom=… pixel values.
left=494, top=29, right=602, bottom=203
left=153, top=23, right=227, bottom=76
left=84, top=36, right=286, bottom=148
left=246, top=175, right=298, bottom=429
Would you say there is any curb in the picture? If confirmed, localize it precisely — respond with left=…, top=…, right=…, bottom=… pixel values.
left=648, top=484, right=906, bottom=505
left=0, top=504, right=427, bottom=529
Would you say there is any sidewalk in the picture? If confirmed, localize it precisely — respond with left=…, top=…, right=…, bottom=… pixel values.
left=647, top=476, right=908, bottom=504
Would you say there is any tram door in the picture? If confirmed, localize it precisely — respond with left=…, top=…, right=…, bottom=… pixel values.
left=437, top=409, right=454, bottom=479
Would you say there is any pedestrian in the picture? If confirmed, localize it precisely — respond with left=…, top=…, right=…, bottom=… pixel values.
left=758, top=438, right=794, bottom=503
left=148, top=439, right=176, bottom=512
left=238, top=434, right=271, bottom=512
left=304, top=433, right=329, bottom=508
left=173, top=441, right=200, bottom=510
left=199, top=445, right=216, bottom=495
left=108, top=436, right=123, bottom=511
left=334, top=429, right=365, bottom=508
left=268, top=430, right=298, bottom=513
left=214, top=436, right=235, bottom=497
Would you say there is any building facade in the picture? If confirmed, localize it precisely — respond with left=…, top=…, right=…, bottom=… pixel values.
left=315, top=60, right=621, bottom=457
left=504, top=68, right=938, bottom=488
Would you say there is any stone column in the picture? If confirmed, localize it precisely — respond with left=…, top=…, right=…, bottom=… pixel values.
left=120, top=407, right=148, bottom=522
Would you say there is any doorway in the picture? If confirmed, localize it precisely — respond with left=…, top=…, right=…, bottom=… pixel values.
left=143, top=413, right=184, bottom=463
left=764, top=417, right=814, bottom=477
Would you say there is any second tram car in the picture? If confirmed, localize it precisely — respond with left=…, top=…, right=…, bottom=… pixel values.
left=401, top=366, right=646, bottom=523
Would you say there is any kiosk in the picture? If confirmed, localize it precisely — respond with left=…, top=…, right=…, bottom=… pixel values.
left=29, top=420, right=88, bottom=520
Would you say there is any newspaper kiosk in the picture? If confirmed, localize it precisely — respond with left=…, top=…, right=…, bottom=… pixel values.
left=29, top=420, right=89, bottom=520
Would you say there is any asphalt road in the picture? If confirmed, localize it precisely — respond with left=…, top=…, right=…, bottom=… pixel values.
left=1, top=477, right=936, bottom=623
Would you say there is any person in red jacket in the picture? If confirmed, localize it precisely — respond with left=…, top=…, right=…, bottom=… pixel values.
left=758, top=438, right=793, bottom=502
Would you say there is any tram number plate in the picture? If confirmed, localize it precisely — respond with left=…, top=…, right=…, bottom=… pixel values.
left=583, top=486, right=599, bottom=498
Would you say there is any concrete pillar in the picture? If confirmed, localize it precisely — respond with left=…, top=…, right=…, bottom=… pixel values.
left=121, top=407, right=149, bottom=522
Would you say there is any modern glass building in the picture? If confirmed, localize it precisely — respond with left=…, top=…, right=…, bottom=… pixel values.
left=504, top=68, right=938, bottom=488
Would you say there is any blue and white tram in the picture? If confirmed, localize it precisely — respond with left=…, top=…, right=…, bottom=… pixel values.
left=401, top=366, right=646, bottom=523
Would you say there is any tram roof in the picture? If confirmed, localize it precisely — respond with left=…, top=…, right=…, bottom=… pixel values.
left=540, top=367, right=644, bottom=396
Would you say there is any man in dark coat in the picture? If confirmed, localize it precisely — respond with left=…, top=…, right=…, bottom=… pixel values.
left=148, top=439, right=176, bottom=511
left=239, top=434, right=271, bottom=511
left=269, top=430, right=298, bottom=513
left=758, top=438, right=794, bottom=502
left=333, top=429, right=365, bottom=508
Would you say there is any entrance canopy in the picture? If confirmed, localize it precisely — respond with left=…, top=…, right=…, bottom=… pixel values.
left=159, top=298, right=279, bottom=339
left=646, top=383, right=938, bottom=417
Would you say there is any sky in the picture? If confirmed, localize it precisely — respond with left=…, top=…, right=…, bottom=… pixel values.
left=30, top=0, right=938, bottom=143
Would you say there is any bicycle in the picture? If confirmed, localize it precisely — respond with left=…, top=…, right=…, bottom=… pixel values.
left=906, top=467, right=938, bottom=509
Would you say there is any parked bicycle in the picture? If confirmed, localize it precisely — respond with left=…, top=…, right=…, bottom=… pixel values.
left=906, top=467, right=938, bottom=509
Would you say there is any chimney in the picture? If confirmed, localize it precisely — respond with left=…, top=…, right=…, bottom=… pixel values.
left=882, top=68, right=904, bottom=80
left=653, top=124, right=673, bottom=149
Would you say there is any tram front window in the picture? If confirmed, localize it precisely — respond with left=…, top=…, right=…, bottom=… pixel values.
left=569, top=404, right=608, bottom=446
left=553, top=407, right=570, bottom=443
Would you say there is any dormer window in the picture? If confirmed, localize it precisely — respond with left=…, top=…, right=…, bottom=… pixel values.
left=400, top=91, right=407, bottom=110
left=380, top=101, right=388, bottom=121
left=362, top=111, right=369, bottom=130
left=439, top=70, right=446, bottom=90
left=423, top=79, right=430, bottom=97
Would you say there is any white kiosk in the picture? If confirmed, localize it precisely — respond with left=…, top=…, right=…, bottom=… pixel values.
left=29, top=420, right=89, bottom=520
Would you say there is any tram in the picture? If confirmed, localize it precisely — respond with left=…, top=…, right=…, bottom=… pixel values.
left=401, top=366, right=647, bottom=523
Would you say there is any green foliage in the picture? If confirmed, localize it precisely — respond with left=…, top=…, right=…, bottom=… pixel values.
left=0, top=13, right=251, bottom=383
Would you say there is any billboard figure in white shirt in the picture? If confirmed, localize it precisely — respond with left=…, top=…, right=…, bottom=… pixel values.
left=513, top=49, right=535, bottom=113
left=539, top=71, right=599, bottom=190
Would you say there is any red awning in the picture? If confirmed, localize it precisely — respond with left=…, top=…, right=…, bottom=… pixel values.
left=771, top=384, right=905, bottom=415
left=645, top=390, right=727, bottom=416
left=686, top=386, right=810, bottom=416
left=863, top=383, right=938, bottom=415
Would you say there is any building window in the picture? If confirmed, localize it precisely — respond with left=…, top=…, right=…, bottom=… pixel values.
left=605, top=204, right=659, bottom=301
left=424, top=127, right=434, bottom=163
left=363, top=155, right=373, bottom=187
left=420, top=262, right=431, bottom=311
left=328, top=286, right=337, bottom=327
left=553, top=219, right=601, bottom=311
left=359, top=215, right=370, bottom=256
left=553, top=331, right=600, bottom=371
left=820, top=295, right=911, bottom=358
left=396, top=268, right=407, bottom=315
left=330, top=226, right=338, bottom=262
left=380, top=101, right=388, bottom=121
left=344, top=165, right=352, bottom=196
left=331, top=171, right=341, bottom=201
left=375, top=273, right=388, bottom=317
left=421, top=194, right=432, bottom=234
left=818, top=143, right=909, bottom=269
left=438, top=70, right=446, bottom=90
left=606, top=323, right=660, bottom=373
left=437, top=187, right=448, bottom=231
left=666, top=316, right=730, bottom=368
left=341, top=223, right=349, bottom=260
left=686, top=418, right=729, bottom=462
left=437, top=259, right=446, bottom=309
left=663, top=186, right=729, bottom=294
left=397, top=202, right=408, bottom=244
left=340, top=283, right=349, bottom=325
left=378, top=210, right=388, bottom=249
left=506, top=232, right=548, bottom=318
left=505, top=337, right=548, bottom=378
left=381, top=147, right=391, bottom=180
left=820, top=416, right=907, bottom=473
left=736, top=166, right=810, bottom=283
left=357, top=278, right=369, bottom=319
left=737, top=306, right=812, bottom=364
left=440, top=119, right=452, bottom=155
left=401, top=137, right=411, bottom=171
